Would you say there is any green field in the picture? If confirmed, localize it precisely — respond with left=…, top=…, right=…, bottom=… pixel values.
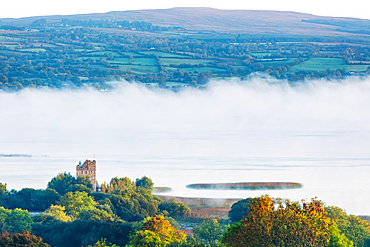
left=289, top=58, right=347, bottom=72
left=89, top=51, right=121, bottom=56
left=0, top=36, right=21, bottom=41
left=29, top=42, right=56, bottom=48
left=347, top=65, right=369, bottom=72
left=89, top=64, right=106, bottom=68
left=19, top=48, right=47, bottom=53
left=110, top=57, right=131, bottom=64
left=118, top=65, right=160, bottom=73
left=175, top=67, right=227, bottom=73
left=77, top=57, right=99, bottom=61
left=257, top=58, right=287, bottom=61
left=122, top=52, right=144, bottom=57
left=319, top=51, right=340, bottom=55
left=161, top=58, right=212, bottom=66
left=140, top=50, right=190, bottom=58
left=252, top=52, right=273, bottom=57
left=131, top=57, right=157, bottom=66
left=4, top=44, right=18, bottom=48
left=261, top=58, right=295, bottom=66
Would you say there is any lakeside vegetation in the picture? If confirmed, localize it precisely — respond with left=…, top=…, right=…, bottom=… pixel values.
left=1, top=174, right=370, bottom=246
left=0, top=10, right=369, bottom=91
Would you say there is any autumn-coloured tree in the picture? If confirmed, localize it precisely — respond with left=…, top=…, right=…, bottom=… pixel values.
left=222, top=195, right=334, bottom=246
left=107, top=177, right=133, bottom=194
left=129, top=215, right=186, bottom=246
left=38, top=205, right=72, bottom=222
left=0, top=231, right=50, bottom=247
left=101, top=182, right=107, bottom=193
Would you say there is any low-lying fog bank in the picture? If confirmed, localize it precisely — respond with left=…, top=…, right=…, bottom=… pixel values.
left=1, top=76, right=370, bottom=157
left=1, top=75, right=370, bottom=215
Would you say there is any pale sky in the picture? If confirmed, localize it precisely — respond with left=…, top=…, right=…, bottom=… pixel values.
left=0, top=0, right=368, bottom=20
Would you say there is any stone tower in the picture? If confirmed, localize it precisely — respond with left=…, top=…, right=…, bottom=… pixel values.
left=76, top=160, right=97, bottom=192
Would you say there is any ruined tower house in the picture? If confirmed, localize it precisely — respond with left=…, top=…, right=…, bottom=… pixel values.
left=76, top=160, right=97, bottom=192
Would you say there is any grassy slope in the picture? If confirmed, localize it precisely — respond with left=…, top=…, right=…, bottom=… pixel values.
left=289, top=58, right=347, bottom=72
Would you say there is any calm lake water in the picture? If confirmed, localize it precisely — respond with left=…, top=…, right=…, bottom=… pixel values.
left=1, top=77, right=370, bottom=215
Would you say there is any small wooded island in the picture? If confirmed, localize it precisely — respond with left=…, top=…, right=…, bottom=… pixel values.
left=186, top=182, right=303, bottom=190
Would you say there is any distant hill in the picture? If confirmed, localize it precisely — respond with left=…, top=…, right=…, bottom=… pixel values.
left=1, top=7, right=369, bottom=37
left=0, top=7, right=368, bottom=90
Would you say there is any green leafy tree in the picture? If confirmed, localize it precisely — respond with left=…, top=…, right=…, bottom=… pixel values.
left=326, top=224, right=354, bottom=247
left=0, top=183, right=7, bottom=205
left=3, top=188, right=59, bottom=211
left=167, top=238, right=206, bottom=247
left=0, top=207, right=33, bottom=234
left=95, top=177, right=161, bottom=221
left=47, top=172, right=92, bottom=195
left=326, top=206, right=370, bottom=247
left=0, top=231, right=50, bottom=247
left=222, top=195, right=333, bottom=247
left=57, top=191, right=96, bottom=218
left=159, top=199, right=190, bottom=218
left=78, top=205, right=120, bottom=222
left=129, top=230, right=163, bottom=247
left=6, top=208, right=33, bottom=233
left=76, top=175, right=93, bottom=190
left=47, top=172, right=76, bottom=195
left=32, top=220, right=133, bottom=247
left=136, top=176, right=154, bottom=192
left=0, top=206, right=10, bottom=229
left=192, top=219, right=227, bottom=246
left=87, top=238, right=121, bottom=247
left=228, top=198, right=252, bottom=223
left=66, top=183, right=93, bottom=193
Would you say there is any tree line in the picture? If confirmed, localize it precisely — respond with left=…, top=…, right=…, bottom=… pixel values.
left=0, top=19, right=369, bottom=91
left=1, top=173, right=370, bottom=246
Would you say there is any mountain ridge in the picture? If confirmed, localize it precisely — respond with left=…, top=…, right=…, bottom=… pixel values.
left=1, top=7, right=369, bottom=37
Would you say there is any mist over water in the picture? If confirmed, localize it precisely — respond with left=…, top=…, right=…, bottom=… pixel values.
left=1, top=76, right=370, bottom=215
